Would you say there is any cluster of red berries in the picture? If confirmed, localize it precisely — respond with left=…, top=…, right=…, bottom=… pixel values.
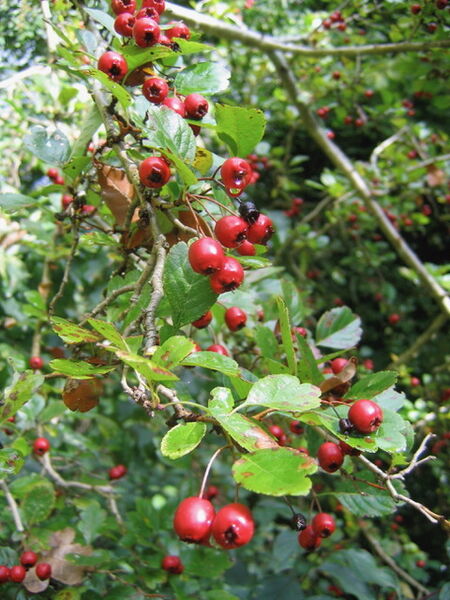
left=173, top=496, right=254, bottom=550
left=192, top=306, right=247, bottom=332
left=245, top=153, right=270, bottom=184
left=46, top=168, right=65, bottom=186
left=0, top=552, right=51, bottom=586
left=284, top=197, right=304, bottom=218
left=322, top=10, right=347, bottom=32
left=297, top=512, right=336, bottom=551
left=343, top=114, right=366, bottom=128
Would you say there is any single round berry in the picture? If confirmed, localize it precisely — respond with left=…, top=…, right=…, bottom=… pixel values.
left=237, top=240, right=256, bottom=256
left=317, top=442, right=344, bottom=473
left=142, top=0, right=166, bottom=14
left=206, top=344, right=229, bottom=356
left=166, top=22, right=191, bottom=40
left=98, top=51, right=128, bottom=82
left=81, top=204, right=96, bottom=216
left=143, top=77, right=169, bottom=104
left=54, top=175, right=65, bottom=185
left=10, top=565, right=26, bottom=583
left=214, top=215, right=248, bottom=248
left=221, top=158, right=252, bottom=196
left=312, top=513, right=336, bottom=538
left=246, top=214, right=274, bottom=245
left=416, top=559, right=426, bottom=568
left=192, top=311, right=212, bottom=329
left=33, top=437, right=51, bottom=456
left=211, top=503, right=254, bottom=549
left=161, top=555, right=184, bottom=574
left=111, top=0, right=136, bottom=15
left=239, top=201, right=260, bottom=225
left=291, top=512, right=307, bottom=531
left=339, top=440, right=361, bottom=456
left=109, top=464, right=127, bottom=480
left=298, top=525, right=321, bottom=551
left=138, top=157, right=171, bottom=188
left=133, top=17, right=161, bottom=48
left=29, top=356, right=44, bottom=370
left=410, top=3, right=421, bottom=13
left=348, top=399, right=383, bottom=434
left=184, top=94, right=209, bottom=120
left=20, top=551, right=38, bottom=569
left=209, top=257, right=245, bottom=294
left=163, top=96, right=186, bottom=117
left=204, top=485, right=219, bottom=500
left=225, top=306, right=247, bottom=331
left=114, top=13, right=135, bottom=37
left=47, top=168, right=58, bottom=180
left=0, top=565, right=10, bottom=583
left=188, top=238, right=224, bottom=275
left=173, top=496, right=215, bottom=543
left=427, top=22, right=438, bottom=33
left=35, top=563, right=52, bottom=581
left=330, top=358, right=348, bottom=374
left=61, top=194, right=73, bottom=209
left=290, top=421, right=304, bottom=435
left=135, top=7, right=161, bottom=21
left=159, top=34, right=172, bottom=46
left=388, top=313, right=401, bottom=325
left=268, top=424, right=285, bottom=442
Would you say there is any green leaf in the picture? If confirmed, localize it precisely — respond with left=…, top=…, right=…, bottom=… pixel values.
left=152, top=336, right=196, bottom=369
left=78, top=501, right=107, bottom=544
left=49, top=359, right=115, bottom=379
left=208, top=387, right=278, bottom=452
left=163, top=242, right=218, bottom=328
left=296, top=334, right=324, bottom=386
left=89, top=69, right=133, bottom=109
left=174, top=62, right=230, bottom=95
left=345, top=371, right=398, bottom=400
left=275, top=297, right=297, bottom=375
left=69, top=104, right=102, bottom=159
left=63, top=156, right=92, bottom=181
left=372, top=387, right=405, bottom=412
left=22, top=482, right=55, bottom=524
left=255, top=326, right=279, bottom=359
left=24, top=126, right=71, bottom=165
left=51, top=317, right=101, bottom=344
left=316, top=307, right=362, bottom=349
left=121, top=45, right=173, bottom=74
left=216, top=104, right=266, bottom=157
left=87, top=318, right=129, bottom=351
left=161, top=422, right=207, bottom=459
left=232, top=447, right=317, bottom=496
left=0, top=448, right=25, bottom=477
left=182, top=546, right=232, bottom=579
left=181, top=351, right=239, bottom=377
left=1, top=371, right=45, bottom=421
left=376, top=409, right=407, bottom=453
left=115, top=350, right=178, bottom=382
left=261, top=358, right=291, bottom=375
left=0, top=193, right=37, bottom=213
left=241, top=375, right=321, bottom=413
left=319, top=555, right=375, bottom=600
left=84, top=8, right=116, bottom=35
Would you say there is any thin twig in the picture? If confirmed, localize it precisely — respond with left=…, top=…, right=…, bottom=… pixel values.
left=142, top=237, right=166, bottom=355
left=0, top=480, right=24, bottom=532
left=48, top=222, right=80, bottom=316
left=79, top=283, right=136, bottom=326
left=40, top=452, right=116, bottom=494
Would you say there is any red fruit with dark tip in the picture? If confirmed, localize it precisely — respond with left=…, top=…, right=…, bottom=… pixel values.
left=237, top=240, right=256, bottom=256
left=427, top=22, right=437, bottom=33
left=143, top=77, right=169, bottom=104
left=204, top=485, right=219, bottom=500
left=246, top=214, right=274, bottom=245
left=0, top=565, right=10, bottom=583
left=192, top=311, right=212, bottom=329
left=209, top=256, right=244, bottom=294
left=436, top=0, right=447, bottom=7
left=188, top=237, right=224, bottom=275
left=161, top=555, right=183, bottom=574
left=47, top=168, right=58, bottom=180
left=98, top=51, right=128, bottom=82
left=35, top=563, right=52, bottom=581
left=163, top=96, right=186, bottom=117
left=109, top=464, right=127, bottom=480
left=111, top=0, right=136, bottom=15
left=215, top=216, right=248, bottom=248
left=298, top=525, right=321, bottom=550
left=173, top=496, right=215, bottom=543
left=317, top=442, right=344, bottom=473
left=206, top=344, right=229, bottom=356
left=166, top=22, right=191, bottom=40
left=142, top=0, right=166, bottom=14
left=29, top=356, right=44, bottom=370
left=268, top=424, right=285, bottom=441
left=388, top=313, right=401, bottom=325
left=136, top=7, right=161, bottom=21
left=184, top=94, right=209, bottom=120
left=61, top=194, right=73, bottom=209
left=312, top=513, right=336, bottom=538
left=114, top=13, right=135, bottom=37
left=330, top=358, right=348, bottom=374
left=133, top=17, right=160, bottom=47
left=225, top=306, right=247, bottom=331
left=339, top=440, right=361, bottom=456
left=290, top=420, right=304, bottom=435
left=20, top=551, right=38, bottom=569
left=410, top=3, right=421, bottom=13
left=33, top=437, right=51, bottom=455
left=211, top=503, right=254, bottom=549
left=221, top=158, right=252, bottom=196
left=10, top=565, right=26, bottom=583
left=139, top=157, right=171, bottom=188
left=348, top=399, right=383, bottom=434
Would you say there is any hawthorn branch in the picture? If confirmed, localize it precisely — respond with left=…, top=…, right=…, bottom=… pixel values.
left=142, top=236, right=166, bottom=355
left=0, top=480, right=24, bottom=533
left=48, top=222, right=80, bottom=316
left=79, top=283, right=136, bottom=326
left=40, top=452, right=116, bottom=494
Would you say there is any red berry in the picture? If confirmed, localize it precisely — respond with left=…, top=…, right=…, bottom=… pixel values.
left=33, top=437, right=51, bottom=455
left=162, top=96, right=186, bottom=117
left=363, top=359, right=374, bottom=370
left=290, top=421, right=304, bottom=435
left=142, top=0, right=166, bottom=14
left=332, top=71, right=341, bottom=80
left=204, top=485, right=219, bottom=500
left=410, top=377, right=420, bottom=387
left=54, top=175, right=65, bottom=185
left=47, top=168, right=58, bottom=180
left=143, top=77, right=169, bottom=104
left=416, top=559, right=426, bottom=568
left=436, top=0, right=447, bottom=7
left=161, top=555, right=183, bottom=574
left=427, top=22, right=438, bottom=33
left=206, top=344, right=229, bottom=356
left=111, top=0, right=136, bottom=15
left=29, top=356, right=44, bottom=370
left=317, top=442, right=344, bottom=473
left=192, top=311, right=212, bottom=329
left=339, top=440, right=361, bottom=456
left=354, top=117, right=365, bottom=127
left=298, top=525, right=321, bottom=551
left=410, top=3, right=421, bottom=13
left=138, top=157, right=171, bottom=188
left=166, top=22, right=191, bottom=40
left=312, top=513, right=336, bottom=538
left=188, top=237, right=224, bottom=275
left=348, top=399, right=383, bottom=434
left=0, top=565, right=10, bottom=583
left=211, top=503, right=254, bottom=549
left=344, top=115, right=353, bottom=125
left=364, top=89, right=374, bottom=98
left=114, top=13, right=135, bottom=37
left=246, top=214, right=274, bottom=245
left=268, top=424, right=285, bottom=441
left=184, top=93, right=209, bottom=120
left=61, top=194, right=73, bottom=209
left=236, top=240, right=256, bottom=256
left=224, top=306, right=247, bottom=331
left=215, top=215, right=248, bottom=248
left=388, top=313, right=401, bottom=325
left=173, top=496, right=215, bottom=543
left=220, top=158, right=252, bottom=196
left=109, top=464, right=127, bottom=480
left=330, top=358, right=348, bottom=374
left=35, top=563, right=52, bottom=581
left=10, top=565, right=26, bottom=583
left=81, top=204, right=96, bottom=216
left=98, top=51, right=128, bottom=82
left=135, top=7, right=161, bottom=21
left=133, top=17, right=160, bottom=48
left=337, top=22, right=347, bottom=31
left=327, top=130, right=335, bottom=139
left=322, top=19, right=332, bottom=29
left=20, top=551, right=38, bottom=569
left=209, top=256, right=245, bottom=293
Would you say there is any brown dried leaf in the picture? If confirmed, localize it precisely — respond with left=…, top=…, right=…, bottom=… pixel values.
left=42, top=527, right=92, bottom=586
left=62, top=378, right=103, bottom=412
left=320, top=357, right=357, bottom=394
left=426, top=165, right=446, bottom=187
left=97, top=164, right=136, bottom=226
left=126, top=61, right=155, bottom=87
left=23, top=568, right=50, bottom=594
